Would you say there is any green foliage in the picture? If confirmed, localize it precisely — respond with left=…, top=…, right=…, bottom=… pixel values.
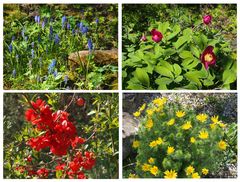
left=133, top=97, right=236, bottom=178
left=122, top=4, right=236, bottom=90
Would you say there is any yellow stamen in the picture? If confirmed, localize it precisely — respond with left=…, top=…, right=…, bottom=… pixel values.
left=204, top=53, right=213, bottom=62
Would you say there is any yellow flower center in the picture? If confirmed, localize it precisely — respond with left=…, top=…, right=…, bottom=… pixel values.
left=204, top=53, right=213, bottom=62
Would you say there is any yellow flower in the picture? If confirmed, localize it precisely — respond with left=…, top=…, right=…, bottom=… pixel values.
left=146, top=119, right=153, bottom=129
left=156, top=137, right=164, bottom=145
left=196, top=113, right=208, bottom=123
left=176, top=110, right=185, bottom=118
left=211, top=115, right=219, bottom=124
left=218, top=140, right=227, bottom=150
left=190, top=137, right=196, bottom=143
left=210, top=123, right=216, bottom=129
left=167, top=118, right=175, bottom=126
left=148, top=158, right=155, bottom=164
left=142, top=163, right=151, bottom=171
left=133, top=111, right=141, bottom=117
left=164, top=169, right=177, bottom=178
left=186, top=165, right=195, bottom=176
left=202, top=168, right=209, bottom=175
left=150, top=166, right=159, bottom=176
left=199, top=130, right=209, bottom=139
left=128, top=173, right=139, bottom=178
left=153, top=97, right=167, bottom=106
left=146, top=109, right=154, bottom=116
left=167, top=146, right=175, bottom=155
left=132, top=140, right=140, bottom=148
left=182, top=121, right=192, bottom=130
left=218, top=122, right=226, bottom=128
left=149, top=141, right=158, bottom=148
left=139, top=103, right=146, bottom=112
left=192, top=172, right=200, bottom=178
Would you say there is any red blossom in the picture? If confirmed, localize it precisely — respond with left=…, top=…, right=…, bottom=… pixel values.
left=76, top=97, right=85, bottom=107
left=37, top=168, right=49, bottom=178
left=56, top=163, right=66, bottom=171
left=71, top=136, right=85, bottom=149
left=200, top=46, right=216, bottom=70
left=203, top=15, right=212, bottom=25
left=77, top=172, right=86, bottom=179
left=150, top=29, right=163, bottom=43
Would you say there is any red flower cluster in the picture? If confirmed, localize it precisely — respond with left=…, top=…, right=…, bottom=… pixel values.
left=25, top=99, right=85, bottom=156
left=67, top=151, right=96, bottom=179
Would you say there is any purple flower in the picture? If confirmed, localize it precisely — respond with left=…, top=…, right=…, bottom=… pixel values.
left=88, top=38, right=93, bottom=51
left=31, top=42, right=34, bottom=48
left=54, top=34, right=60, bottom=44
left=49, top=26, right=53, bottom=39
left=42, top=21, right=45, bottom=29
left=62, top=16, right=67, bottom=28
left=67, top=23, right=71, bottom=30
left=53, top=70, right=58, bottom=77
left=31, top=49, right=34, bottom=58
left=9, top=43, right=13, bottom=52
left=12, top=69, right=16, bottom=78
left=12, top=36, right=16, bottom=41
left=96, top=18, right=99, bottom=24
left=35, top=15, right=40, bottom=24
left=48, top=59, right=57, bottom=74
left=64, top=75, right=68, bottom=85
left=81, top=26, right=88, bottom=34
left=72, top=28, right=75, bottom=35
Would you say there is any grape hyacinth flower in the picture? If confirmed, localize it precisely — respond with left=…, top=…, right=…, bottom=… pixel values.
left=42, top=21, right=45, bottom=29
left=62, top=16, right=67, bottom=28
left=54, top=34, right=60, bottom=44
left=31, top=42, right=34, bottom=48
left=88, top=39, right=93, bottom=51
left=64, top=75, right=68, bottom=85
left=12, top=69, right=16, bottom=78
left=81, top=26, right=88, bottom=34
left=12, top=36, right=16, bottom=41
left=31, top=49, right=34, bottom=58
left=49, top=26, right=53, bottom=39
left=96, top=18, right=99, bottom=24
left=9, top=43, right=13, bottom=52
left=35, top=15, right=40, bottom=24
left=72, top=28, right=75, bottom=35
left=67, top=23, right=71, bottom=30
left=53, top=70, right=58, bottom=77
left=48, top=59, right=57, bottom=74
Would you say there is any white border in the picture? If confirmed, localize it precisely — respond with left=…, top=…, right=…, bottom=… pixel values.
left=0, top=1, right=239, bottom=182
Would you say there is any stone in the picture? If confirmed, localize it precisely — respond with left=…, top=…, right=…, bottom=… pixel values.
left=68, top=49, right=118, bottom=70
left=122, top=112, right=140, bottom=159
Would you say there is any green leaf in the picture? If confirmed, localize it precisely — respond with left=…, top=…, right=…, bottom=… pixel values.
left=155, top=66, right=174, bottom=78
left=155, top=77, right=172, bottom=90
left=159, top=60, right=173, bottom=72
left=175, top=75, right=183, bottom=83
left=190, top=46, right=200, bottom=58
left=222, top=69, right=236, bottom=84
left=174, top=36, right=187, bottom=49
left=56, top=170, right=63, bottom=179
left=183, top=28, right=193, bottom=37
left=158, top=22, right=169, bottom=35
left=167, top=25, right=181, bottom=40
left=173, top=64, right=182, bottom=76
left=163, top=48, right=176, bottom=57
left=203, top=79, right=214, bottom=86
left=179, top=51, right=193, bottom=59
left=134, top=68, right=150, bottom=87
left=182, top=58, right=200, bottom=70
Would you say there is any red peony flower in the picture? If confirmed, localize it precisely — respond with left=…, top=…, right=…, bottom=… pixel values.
left=150, top=29, right=163, bottom=43
left=200, top=46, right=216, bottom=70
left=203, top=15, right=212, bottom=25
left=140, top=35, right=147, bottom=42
